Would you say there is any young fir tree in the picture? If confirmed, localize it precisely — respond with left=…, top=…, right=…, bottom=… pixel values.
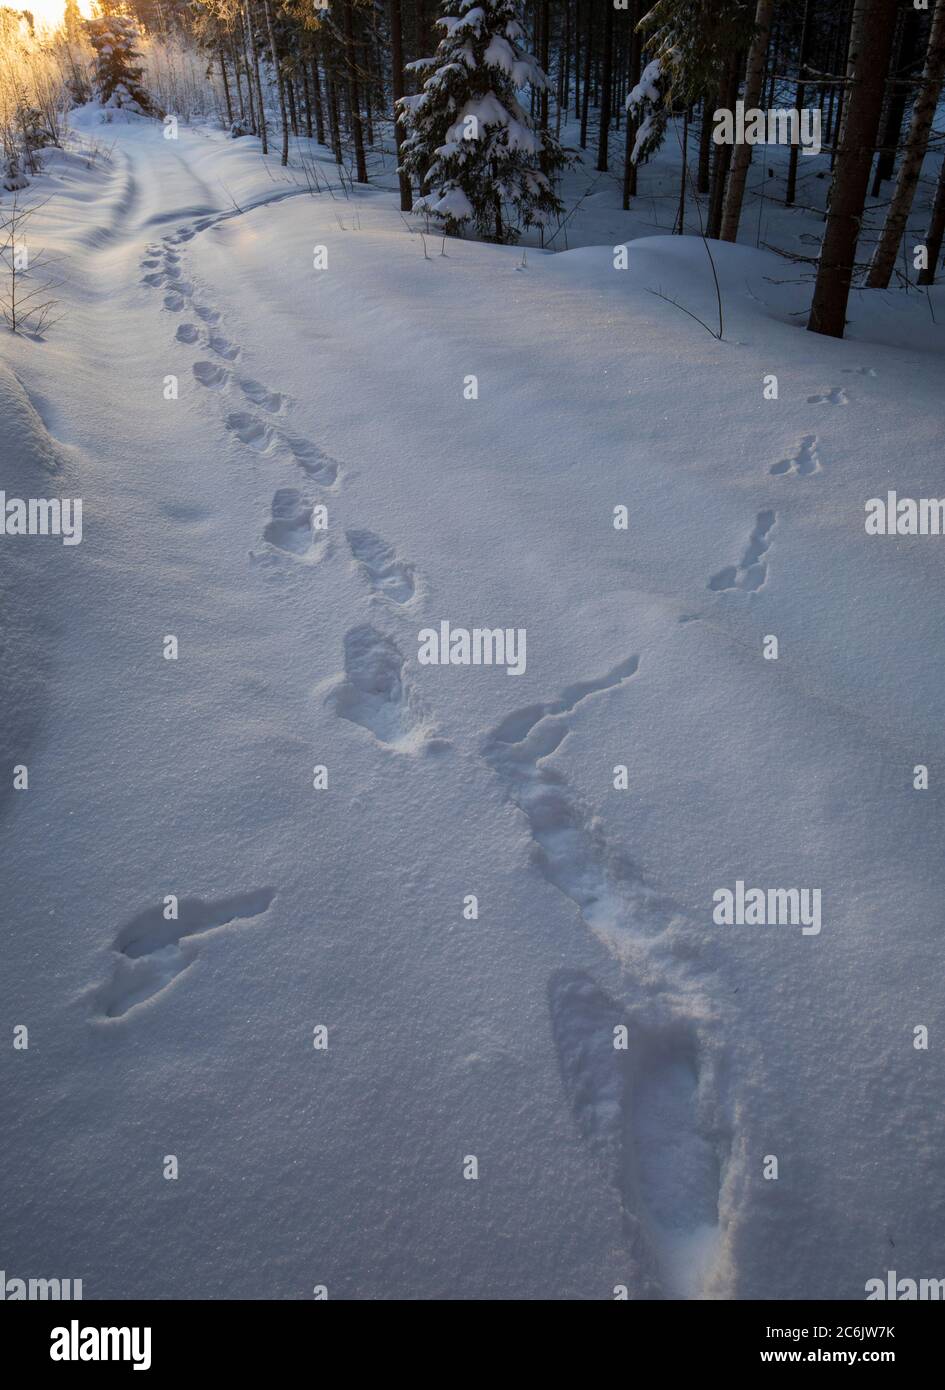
left=398, top=0, right=568, bottom=243
left=86, top=14, right=161, bottom=117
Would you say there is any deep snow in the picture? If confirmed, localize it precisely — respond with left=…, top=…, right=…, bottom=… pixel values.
left=1, top=107, right=944, bottom=1300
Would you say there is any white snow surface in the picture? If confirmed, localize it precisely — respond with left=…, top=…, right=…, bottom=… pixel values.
left=1, top=109, right=945, bottom=1301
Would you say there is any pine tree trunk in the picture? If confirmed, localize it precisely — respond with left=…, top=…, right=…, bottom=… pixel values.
left=697, top=90, right=712, bottom=195
left=343, top=0, right=368, bottom=182
left=311, top=35, right=326, bottom=146
left=917, top=150, right=945, bottom=284
left=871, top=7, right=919, bottom=194
left=866, top=0, right=945, bottom=288
left=244, top=0, right=267, bottom=155
left=231, top=37, right=246, bottom=124
left=540, top=0, right=550, bottom=131
left=623, top=3, right=641, bottom=207
left=836, top=0, right=872, bottom=155
left=580, top=1, right=593, bottom=149
left=261, top=0, right=289, bottom=165
left=573, top=0, right=581, bottom=126
left=328, top=74, right=343, bottom=165
left=219, top=49, right=233, bottom=127
left=596, top=0, right=614, bottom=171
left=676, top=107, right=688, bottom=233
left=707, top=51, right=740, bottom=239
left=785, top=0, right=813, bottom=207
left=389, top=0, right=412, bottom=211
left=808, top=0, right=899, bottom=337
left=364, top=42, right=374, bottom=146
left=719, top=0, right=775, bottom=242
left=558, top=0, right=570, bottom=127
left=286, top=71, right=299, bottom=139
left=301, top=53, right=313, bottom=139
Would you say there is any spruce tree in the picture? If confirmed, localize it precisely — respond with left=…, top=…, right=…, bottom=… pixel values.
left=86, top=14, right=162, bottom=117
left=398, top=0, right=568, bottom=243
left=627, top=1, right=752, bottom=168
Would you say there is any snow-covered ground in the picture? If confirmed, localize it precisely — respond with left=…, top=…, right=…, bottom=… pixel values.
left=2, top=107, right=944, bottom=1300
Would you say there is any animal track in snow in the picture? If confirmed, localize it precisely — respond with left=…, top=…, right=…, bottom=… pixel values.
left=548, top=970, right=723, bottom=1299
left=770, top=434, right=820, bottom=477
left=239, top=379, right=284, bottom=412
left=346, top=529, right=415, bottom=603
left=221, top=412, right=339, bottom=481
left=708, top=510, right=776, bottom=592
left=193, top=360, right=229, bottom=390
left=483, top=657, right=683, bottom=946
left=326, top=625, right=429, bottom=751
left=94, top=888, right=276, bottom=1020
left=283, top=433, right=339, bottom=486
left=263, top=488, right=326, bottom=562
left=141, top=258, right=160, bottom=269
left=207, top=333, right=240, bottom=360
left=193, top=364, right=281, bottom=410
left=807, top=386, right=849, bottom=405
left=163, top=293, right=185, bottom=312
left=176, top=323, right=200, bottom=345
left=194, top=305, right=220, bottom=324
left=225, top=411, right=273, bottom=451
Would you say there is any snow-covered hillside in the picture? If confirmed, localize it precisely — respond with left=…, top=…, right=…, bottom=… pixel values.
left=1, top=106, right=944, bottom=1301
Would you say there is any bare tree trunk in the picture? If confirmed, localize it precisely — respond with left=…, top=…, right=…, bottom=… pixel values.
left=389, top=0, right=412, bottom=210
left=720, top=0, right=776, bottom=242
left=867, top=0, right=945, bottom=288
left=808, top=0, right=899, bottom=337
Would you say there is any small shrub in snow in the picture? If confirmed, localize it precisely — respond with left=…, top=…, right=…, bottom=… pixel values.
left=17, top=104, right=57, bottom=154
left=2, top=153, right=29, bottom=192
left=399, top=0, right=568, bottom=243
